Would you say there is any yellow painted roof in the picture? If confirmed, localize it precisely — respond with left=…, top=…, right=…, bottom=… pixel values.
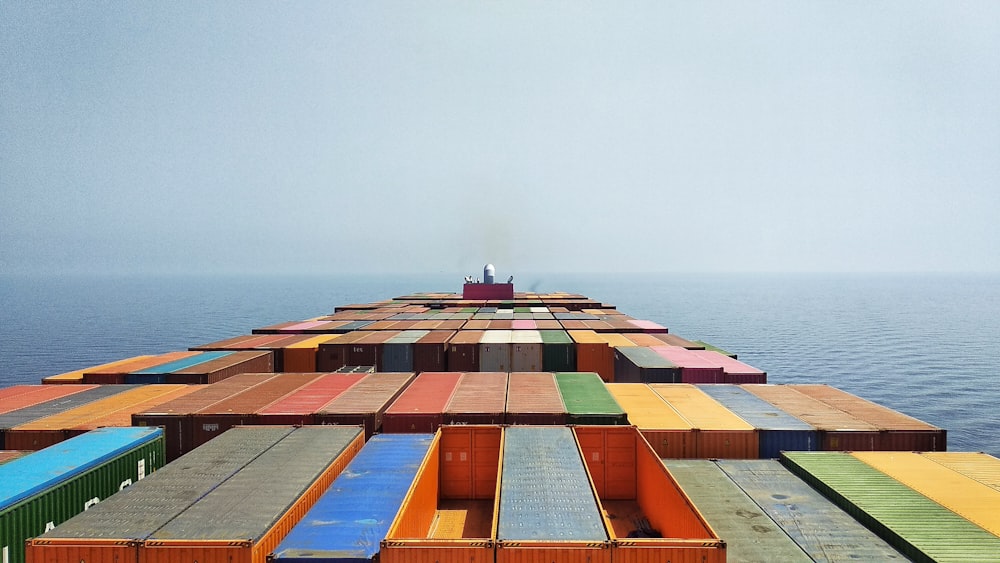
left=605, top=384, right=691, bottom=429
left=918, top=452, right=1000, bottom=491
left=599, top=333, right=636, bottom=348
left=567, top=330, right=605, bottom=344
left=284, top=334, right=343, bottom=349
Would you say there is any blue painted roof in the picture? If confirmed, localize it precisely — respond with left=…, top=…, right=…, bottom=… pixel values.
left=132, top=351, right=233, bottom=374
left=698, top=384, right=815, bottom=431
left=271, top=433, right=433, bottom=563
left=0, top=426, right=162, bottom=511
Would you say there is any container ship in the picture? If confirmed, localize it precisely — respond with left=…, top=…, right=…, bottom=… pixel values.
left=4, top=265, right=999, bottom=563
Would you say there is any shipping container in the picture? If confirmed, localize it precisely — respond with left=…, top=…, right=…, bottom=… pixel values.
left=574, top=427, right=725, bottom=563
left=478, top=330, right=511, bottom=372
left=443, top=372, right=508, bottom=425
left=412, top=331, right=453, bottom=373
left=83, top=352, right=201, bottom=384
left=255, top=373, right=366, bottom=425
left=743, top=385, right=881, bottom=451
left=124, top=352, right=232, bottom=384
left=191, top=334, right=292, bottom=352
left=251, top=335, right=329, bottom=372
left=648, top=384, right=758, bottom=458
left=4, top=385, right=192, bottom=450
left=691, top=340, right=733, bottom=357
left=852, top=451, right=1000, bottom=538
left=613, top=347, right=680, bottom=384
left=381, top=426, right=502, bottom=563
left=316, top=331, right=370, bottom=372
left=132, top=374, right=279, bottom=461
left=919, top=451, right=1000, bottom=490
left=280, top=335, right=342, bottom=374
left=509, top=330, right=543, bottom=372
left=269, top=433, right=434, bottom=563
left=496, top=426, right=610, bottom=563
left=3, top=427, right=164, bottom=563
left=383, top=372, right=462, bottom=433
left=381, top=330, right=429, bottom=373
left=604, top=384, right=694, bottom=458
left=165, top=350, right=274, bottom=385
left=690, top=350, right=767, bottom=384
left=0, top=386, right=142, bottom=449
left=791, top=384, right=945, bottom=451
left=504, top=372, right=566, bottom=426
left=140, top=426, right=363, bottom=563
left=0, top=386, right=97, bottom=415
left=662, top=460, right=812, bottom=562
left=698, top=384, right=818, bottom=458
left=539, top=330, right=576, bottom=372
left=314, top=372, right=416, bottom=439
left=649, top=346, right=725, bottom=383
left=447, top=330, right=483, bottom=372
left=781, top=451, right=1000, bottom=562
left=191, top=374, right=323, bottom=447
left=569, top=330, right=614, bottom=382
left=554, top=373, right=627, bottom=425
left=652, top=333, right=701, bottom=349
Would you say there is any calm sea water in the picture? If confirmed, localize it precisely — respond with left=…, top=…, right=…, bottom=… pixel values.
left=2, top=272, right=998, bottom=457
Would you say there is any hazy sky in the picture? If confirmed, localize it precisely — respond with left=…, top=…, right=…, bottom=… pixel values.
left=2, top=2, right=998, bottom=275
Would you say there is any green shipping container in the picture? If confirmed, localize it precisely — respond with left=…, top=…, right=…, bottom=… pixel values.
left=781, top=451, right=1000, bottom=563
left=1, top=427, right=164, bottom=563
left=540, top=330, right=576, bottom=372
left=554, top=372, right=627, bottom=425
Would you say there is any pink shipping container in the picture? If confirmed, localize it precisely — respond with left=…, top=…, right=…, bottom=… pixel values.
left=511, top=319, right=536, bottom=330
left=651, top=346, right=725, bottom=383
left=627, top=319, right=668, bottom=333
left=691, top=350, right=767, bottom=383
left=382, top=372, right=463, bottom=433
left=254, top=373, right=367, bottom=425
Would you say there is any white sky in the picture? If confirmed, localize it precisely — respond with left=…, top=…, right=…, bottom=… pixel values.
left=2, top=2, right=998, bottom=274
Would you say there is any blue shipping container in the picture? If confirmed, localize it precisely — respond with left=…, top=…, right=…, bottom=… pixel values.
left=498, top=426, right=607, bottom=541
left=699, top=384, right=818, bottom=458
left=271, top=433, right=434, bottom=563
left=125, top=352, right=233, bottom=384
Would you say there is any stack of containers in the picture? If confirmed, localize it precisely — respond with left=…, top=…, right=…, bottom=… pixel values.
left=270, top=434, right=434, bottom=563
left=605, top=384, right=694, bottom=458
left=743, top=385, right=881, bottom=451
left=380, top=426, right=502, bottom=563
left=573, top=426, right=726, bottom=562
left=553, top=372, right=627, bottom=425
left=664, top=459, right=908, bottom=560
left=28, top=427, right=364, bottom=563
left=479, top=330, right=512, bottom=372
left=82, top=352, right=200, bottom=384
left=4, top=385, right=192, bottom=450
left=1, top=427, right=165, bottom=563
left=132, top=374, right=279, bottom=461
left=509, top=330, right=543, bottom=371
left=791, top=384, right=945, bottom=451
left=781, top=451, right=1000, bottom=561
left=254, top=373, right=367, bottom=425
left=281, top=335, right=342, bottom=373
left=190, top=374, right=324, bottom=447
left=648, top=384, right=758, bottom=458
left=698, top=384, right=818, bottom=458
left=314, top=373, right=416, bottom=439
left=539, top=330, right=576, bottom=372
left=349, top=331, right=401, bottom=370
left=495, top=426, right=610, bottom=562
left=0, top=385, right=142, bottom=449
left=382, top=372, right=463, bottom=433
left=442, top=373, right=508, bottom=425
left=124, top=352, right=232, bottom=384
left=381, top=330, right=430, bottom=372
left=504, top=373, right=566, bottom=425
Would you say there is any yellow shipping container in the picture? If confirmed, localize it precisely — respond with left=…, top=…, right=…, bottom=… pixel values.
left=283, top=334, right=343, bottom=373
left=854, top=451, right=1000, bottom=537
left=649, top=384, right=758, bottom=458
left=599, top=333, right=636, bottom=348
left=606, top=383, right=693, bottom=458
left=920, top=452, right=1000, bottom=491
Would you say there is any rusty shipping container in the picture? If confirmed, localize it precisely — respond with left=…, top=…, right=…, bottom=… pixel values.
left=443, top=372, right=508, bottom=425
left=505, top=372, right=567, bottom=426
left=314, top=372, right=416, bottom=439
left=166, top=350, right=274, bottom=384
left=254, top=373, right=366, bottom=426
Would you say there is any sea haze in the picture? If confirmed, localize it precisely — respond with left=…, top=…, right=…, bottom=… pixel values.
left=1, top=272, right=997, bottom=457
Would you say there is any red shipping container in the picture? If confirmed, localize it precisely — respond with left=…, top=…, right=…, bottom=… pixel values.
left=382, top=372, right=463, bottom=433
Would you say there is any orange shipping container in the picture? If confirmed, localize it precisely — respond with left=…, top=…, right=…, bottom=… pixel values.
left=381, top=426, right=502, bottom=563
left=574, top=426, right=726, bottom=563
left=280, top=335, right=342, bottom=373
left=569, top=330, right=614, bottom=382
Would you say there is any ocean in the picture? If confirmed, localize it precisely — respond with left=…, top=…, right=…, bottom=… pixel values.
left=2, top=272, right=998, bottom=457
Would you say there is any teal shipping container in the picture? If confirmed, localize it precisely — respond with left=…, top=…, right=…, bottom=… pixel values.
left=1, top=426, right=164, bottom=563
